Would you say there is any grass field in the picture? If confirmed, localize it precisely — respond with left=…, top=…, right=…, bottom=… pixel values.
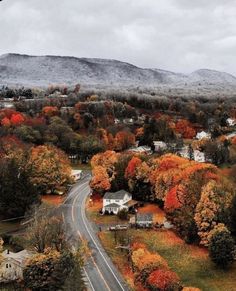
left=99, top=229, right=236, bottom=291
left=97, top=207, right=236, bottom=291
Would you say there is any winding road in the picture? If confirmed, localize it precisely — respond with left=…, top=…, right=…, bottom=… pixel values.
left=61, top=174, right=129, bottom=291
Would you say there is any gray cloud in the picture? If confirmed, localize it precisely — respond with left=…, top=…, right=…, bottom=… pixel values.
left=0, top=0, right=236, bottom=74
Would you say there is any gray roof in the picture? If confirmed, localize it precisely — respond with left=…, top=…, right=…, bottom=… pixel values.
left=104, top=190, right=131, bottom=200
left=136, top=213, right=153, bottom=222
left=2, top=250, right=33, bottom=264
left=104, top=203, right=120, bottom=208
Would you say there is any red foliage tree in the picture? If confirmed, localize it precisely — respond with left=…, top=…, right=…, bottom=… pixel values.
left=175, top=119, right=196, bottom=139
left=164, top=186, right=182, bottom=212
left=1, top=117, right=11, bottom=127
left=125, top=156, right=142, bottom=179
left=147, top=269, right=180, bottom=291
left=10, top=113, right=25, bottom=126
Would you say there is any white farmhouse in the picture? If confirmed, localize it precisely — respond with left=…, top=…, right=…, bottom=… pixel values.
left=196, top=131, right=211, bottom=140
left=71, top=170, right=82, bottom=181
left=194, top=150, right=206, bottom=163
left=128, top=146, right=152, bottom=155
left=178, top=146, right=206, bottom=163
left=227, top=118, right=236, bottom=127
left=102, top=190, right=136, bottom=214
left=153, top=141, right=167, bottom=152
left=178, top=146, right=189, bottom=159
left=0, top=250, right=32, bottom=283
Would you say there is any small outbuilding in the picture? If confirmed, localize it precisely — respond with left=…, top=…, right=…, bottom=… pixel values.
left=135, top=213, right=153, bottom=228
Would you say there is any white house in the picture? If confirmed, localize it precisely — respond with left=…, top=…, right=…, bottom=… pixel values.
left=71, top=170, right=82, bottom=181
left=194, top=150, right=206, bottom=163
left=196, top=131, right=211, bottom=140
left=0, top=250, right=32, bottom=283
left=178, top=146, right=206, bottom=163
left=227, top=118, right=236, bottom=127
left=102, top=190, right=135, bottom=214
left=128, top=146, right=152, bottom=155
left=153, top=141, right=167, bottom=152
left=178, top=146, right=189, bottom=159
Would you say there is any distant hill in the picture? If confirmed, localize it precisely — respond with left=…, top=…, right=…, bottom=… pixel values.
left=0, top=53, right=236, bottom=88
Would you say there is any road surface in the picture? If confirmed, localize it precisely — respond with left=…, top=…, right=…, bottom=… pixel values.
left=62, top=174, right=129, bottom=291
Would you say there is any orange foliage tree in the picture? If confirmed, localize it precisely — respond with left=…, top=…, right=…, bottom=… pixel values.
left=147, top=269, right=181, bottom=291
left=90, top=166, right=111, bottom=193
left=114, top=131, right=135, bottom=151
left=1, top=117, right=11, bottom=127
left=175, top=119, right=196, bottom=139
left=42, top=106, right=59, bottom=117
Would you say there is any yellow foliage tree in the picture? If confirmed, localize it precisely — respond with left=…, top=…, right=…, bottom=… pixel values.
left=29, top=145, right=72, bottom=193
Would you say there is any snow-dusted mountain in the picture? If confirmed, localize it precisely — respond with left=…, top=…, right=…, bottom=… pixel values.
left=0, top=53, right=236, bottom=88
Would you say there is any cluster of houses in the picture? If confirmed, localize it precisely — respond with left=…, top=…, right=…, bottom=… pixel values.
left=102, top=189, right=173, bottom=229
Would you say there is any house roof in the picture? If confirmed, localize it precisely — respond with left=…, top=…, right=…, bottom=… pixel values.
left=124, top=200, right=138, bottom=207
left=104, top=190, right=131, bottom=200
left=2, top=250, right=32, bottom=265
left=104, top=203, right=120, bottom=208
left=136, top=213, right=153, bottom=222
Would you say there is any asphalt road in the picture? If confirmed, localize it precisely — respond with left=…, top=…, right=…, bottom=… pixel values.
left=62, top=174, right=129, bottom=291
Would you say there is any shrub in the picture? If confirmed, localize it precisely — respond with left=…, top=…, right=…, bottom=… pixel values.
left=147, top=269, right=181, bottom=291
left=117, top=208, right=129, bottom=220
left=209, top=230, right=235, bottom=268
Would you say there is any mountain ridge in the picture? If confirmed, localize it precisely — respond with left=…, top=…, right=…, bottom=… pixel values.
left=0, top=53, right=235, bottom=88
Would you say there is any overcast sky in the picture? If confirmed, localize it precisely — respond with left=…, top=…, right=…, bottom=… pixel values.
left=1, top=0, right=236, bottom=74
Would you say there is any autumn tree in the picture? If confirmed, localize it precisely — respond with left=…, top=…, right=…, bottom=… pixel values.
left=90, top=166, right=111, bottom=193
left=147, top=269, right=181, bottom=291
left=29, top=145, right=72, bottom=193
left=194, top=180, right=233, bottom=246
left=27, top=208, right=67, bottom=253
left=42, top=106, right=59, bottom=118
left=175, top=119, right=196, bottom=139
left=23, top=250, right=76, bottom=291
left=114, top=130, right=135, bottom=151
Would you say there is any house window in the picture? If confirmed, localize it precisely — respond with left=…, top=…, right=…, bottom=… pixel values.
left=106, top=199, right=111, bottom=203
left=9, top=264, right=11, bottom=268
left=6, top=264, right=8, bottom=268
left=115, top=200, right=120, bottom=203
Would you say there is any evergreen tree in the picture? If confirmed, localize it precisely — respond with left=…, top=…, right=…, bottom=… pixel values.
left=0, top=157, right=39, bottom=219
left=209, top=230, right=235, bottom=268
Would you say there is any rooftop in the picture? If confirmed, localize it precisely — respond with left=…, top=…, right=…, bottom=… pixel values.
left=136, top=213, right=153, bottom=222
left=104, top=190, right=131, bottom=200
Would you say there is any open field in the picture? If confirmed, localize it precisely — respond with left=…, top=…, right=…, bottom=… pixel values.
left=95, top=203, right=236, bottom=291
